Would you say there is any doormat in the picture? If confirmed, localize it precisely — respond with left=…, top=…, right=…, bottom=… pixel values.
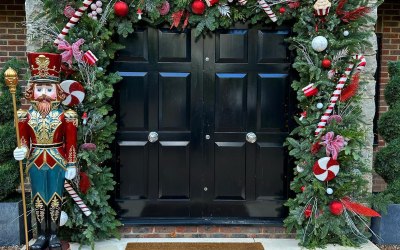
left=126, top=242, right=264, bottom=250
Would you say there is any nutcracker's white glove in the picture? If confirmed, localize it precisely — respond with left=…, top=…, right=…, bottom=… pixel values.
left=13, top=147, right=27, bottom=161
left=65, top=167, right=77, bottom=180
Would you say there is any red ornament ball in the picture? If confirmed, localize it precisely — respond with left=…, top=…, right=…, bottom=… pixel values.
left=114, top=1, right=129, bottom=17
left=322, top=59, right=332, bottom=69
left=329, top=201, right=344, bottom=216
left=301, top=186, right=306, bottom=192
left=192, top=0, right=206, bottom=15
left=279, top=7, right=286, bottom=14
left=304, top=205, right=312, bottom=218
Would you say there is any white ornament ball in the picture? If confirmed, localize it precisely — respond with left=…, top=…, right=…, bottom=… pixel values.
left=326, top=188, right=333, bottom=195
left=343, top=30, right=350, bottom=37
left=92, top=10, right=97, bottom=15
left=96, top=1, right=103, bottom=7
left=88, top=13, right=93, bottom=17
left=311, top=36, right=328, bottom=52
left=91, top=3, right=97, bottom=10
left=60, top=211, right=68, bottom=226
left=96, top=7, right=103, bottom=14
left=317, top=103, right=323, bottom=109
left=92, top=15, right=98, bottom=20
left=296, top=165, right=304, bottom=173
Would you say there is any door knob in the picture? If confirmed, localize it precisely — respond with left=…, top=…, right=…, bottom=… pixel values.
left=148, top=132, right=159, bottom=143
left=246, top=132, right=257, bottom=143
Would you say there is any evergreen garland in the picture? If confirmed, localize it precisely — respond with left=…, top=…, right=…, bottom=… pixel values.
left=35, top=0, right=382, bottom=248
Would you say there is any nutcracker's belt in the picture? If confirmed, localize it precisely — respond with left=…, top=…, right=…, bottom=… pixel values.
left=31, top=142, right=63, bottom=149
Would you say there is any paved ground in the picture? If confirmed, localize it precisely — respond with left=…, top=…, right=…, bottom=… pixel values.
left=68, top=238, right=379, bottom=250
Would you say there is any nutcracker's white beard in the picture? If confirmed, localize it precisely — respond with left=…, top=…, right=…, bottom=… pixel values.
left=36, top=95, right=55, bottom=118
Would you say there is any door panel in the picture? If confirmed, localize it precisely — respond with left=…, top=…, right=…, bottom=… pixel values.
left=114, top=24, right=292, bottom=221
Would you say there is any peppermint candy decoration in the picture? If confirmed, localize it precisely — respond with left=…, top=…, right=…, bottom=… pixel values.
left=312, top=157, right=340, bottom=182
left=61, top=80, right=85, bottom=107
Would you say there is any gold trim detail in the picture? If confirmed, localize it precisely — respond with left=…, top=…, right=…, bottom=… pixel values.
left=34, top=196, right=45, bottom=223
left=49, top=196, right=61, bottom=222
left=68, top=146, right=76, bottom=163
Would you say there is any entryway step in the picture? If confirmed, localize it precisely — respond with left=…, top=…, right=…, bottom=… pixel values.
left=66, top=238, right=379, bottom=250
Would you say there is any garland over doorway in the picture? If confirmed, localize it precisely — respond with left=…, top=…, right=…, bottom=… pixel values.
left=30, top=0, right=381, bottom=248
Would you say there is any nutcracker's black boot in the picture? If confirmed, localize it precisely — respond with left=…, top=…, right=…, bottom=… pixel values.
left=47, top=196, right=62, bottom=250
left=31, top=196, right=48, bottom=250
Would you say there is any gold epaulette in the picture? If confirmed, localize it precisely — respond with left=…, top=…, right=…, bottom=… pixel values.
left=64, top=109, right=78, bottom=119
left=17, top=109, right=28, bottom=121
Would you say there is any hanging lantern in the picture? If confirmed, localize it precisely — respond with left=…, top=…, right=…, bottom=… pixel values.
left=313, top=0, right=331, bottom=17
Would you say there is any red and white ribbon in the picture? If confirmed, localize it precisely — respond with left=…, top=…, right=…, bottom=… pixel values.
left=83, top=50, right=98, bottom=66
left=257, top=0, right=277, bottom=22
left=64, top=182, right=92, bottom=216
left=315, top=55, right=366, bottom=136
left=54, top=0, right=94, bottom=46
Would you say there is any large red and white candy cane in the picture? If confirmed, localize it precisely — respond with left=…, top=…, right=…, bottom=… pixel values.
left=257, top=0, right=277, bottom=22
left=315, top=55, right=366, bottom=136
left=54, top=0, right=94, bottom=46
left=64, top=182, right=92, bottom=216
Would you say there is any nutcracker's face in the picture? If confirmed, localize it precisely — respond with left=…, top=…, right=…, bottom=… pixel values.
left=33, top=83, right=58, bottom=117
left=34, top=83, right=57, bottom=101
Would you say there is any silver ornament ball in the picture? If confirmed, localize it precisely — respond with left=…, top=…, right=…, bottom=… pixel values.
left=343, top=30, right=350, bottom=37
left=296, top=165, right=304, bottom=173
left=317, top=103, right=323, bottom=109
left=326, top=188, right=333, bottom=195
left=312, top=36, right=328, bottom=52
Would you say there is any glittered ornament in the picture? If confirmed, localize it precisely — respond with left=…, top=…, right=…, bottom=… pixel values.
left=64, top=5, right=76, bottom=18
left=317, top=103, right=323, bottom=109
left=296, top=165, right=304, bottom=173
left=279, top=7, right=286, bottom=14
left=192, top=0, right=206, bottom=15
left=326, top=187, right=333, bottom=194
left=343, top=30, right=350, bottom=36
left=322, top=58, right=332, bottom=68
left=114, top=1, right=129, bottom=17
left=96, top=0, right=102, bottom=7
left=158, top=1, right=170, bottom=16
left=311, top=36, right=328, bottom=52
left=60, top=211, right=68, bottom=226
left=329, top=201, right=344, bottom=215
left=91, top=3, right=97, bottom=10
left=80, top=142, right=97, bottom=151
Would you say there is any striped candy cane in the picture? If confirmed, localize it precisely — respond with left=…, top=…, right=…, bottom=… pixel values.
left=315, top=55, right=366, bottom=136
left=54, top=0, right=94, bottom=46
left=258, top=0, right=277, bottom=22
left=64, top=181, right=92, bottom=216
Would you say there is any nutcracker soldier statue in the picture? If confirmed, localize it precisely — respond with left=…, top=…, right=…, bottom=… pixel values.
left=13, top=52, right=78, bottom=250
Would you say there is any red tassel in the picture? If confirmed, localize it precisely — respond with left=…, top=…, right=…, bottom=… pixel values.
left=340, top=73, right=359, bottom=102
left=79, top=172, right=91, bottom=194
left=336, top=0, right=370, bottom=23
left=341, top=198, right=380, bottom=217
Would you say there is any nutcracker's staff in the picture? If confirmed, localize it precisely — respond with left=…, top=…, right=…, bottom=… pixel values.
left=4, top=68, right=30, bottom=249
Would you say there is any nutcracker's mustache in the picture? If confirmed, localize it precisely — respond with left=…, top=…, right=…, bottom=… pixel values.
left=36, top=95, right=56, bottom=117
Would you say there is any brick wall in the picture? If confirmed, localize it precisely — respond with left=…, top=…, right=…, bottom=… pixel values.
left=373, top=0, right=400, bottom=192
left=120, top=225, right=295, bottom=239
left=0, top=0, right=26, bottom=69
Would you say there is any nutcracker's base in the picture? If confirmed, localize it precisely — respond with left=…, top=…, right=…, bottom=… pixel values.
left=24, top=240, right=70, bottom=250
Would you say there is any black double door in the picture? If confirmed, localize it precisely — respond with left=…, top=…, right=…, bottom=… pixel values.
left=114, top=24, right=292, bottom=221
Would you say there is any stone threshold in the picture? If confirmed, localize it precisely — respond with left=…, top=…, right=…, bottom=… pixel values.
left=60, top=238, right=379, bottom=250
